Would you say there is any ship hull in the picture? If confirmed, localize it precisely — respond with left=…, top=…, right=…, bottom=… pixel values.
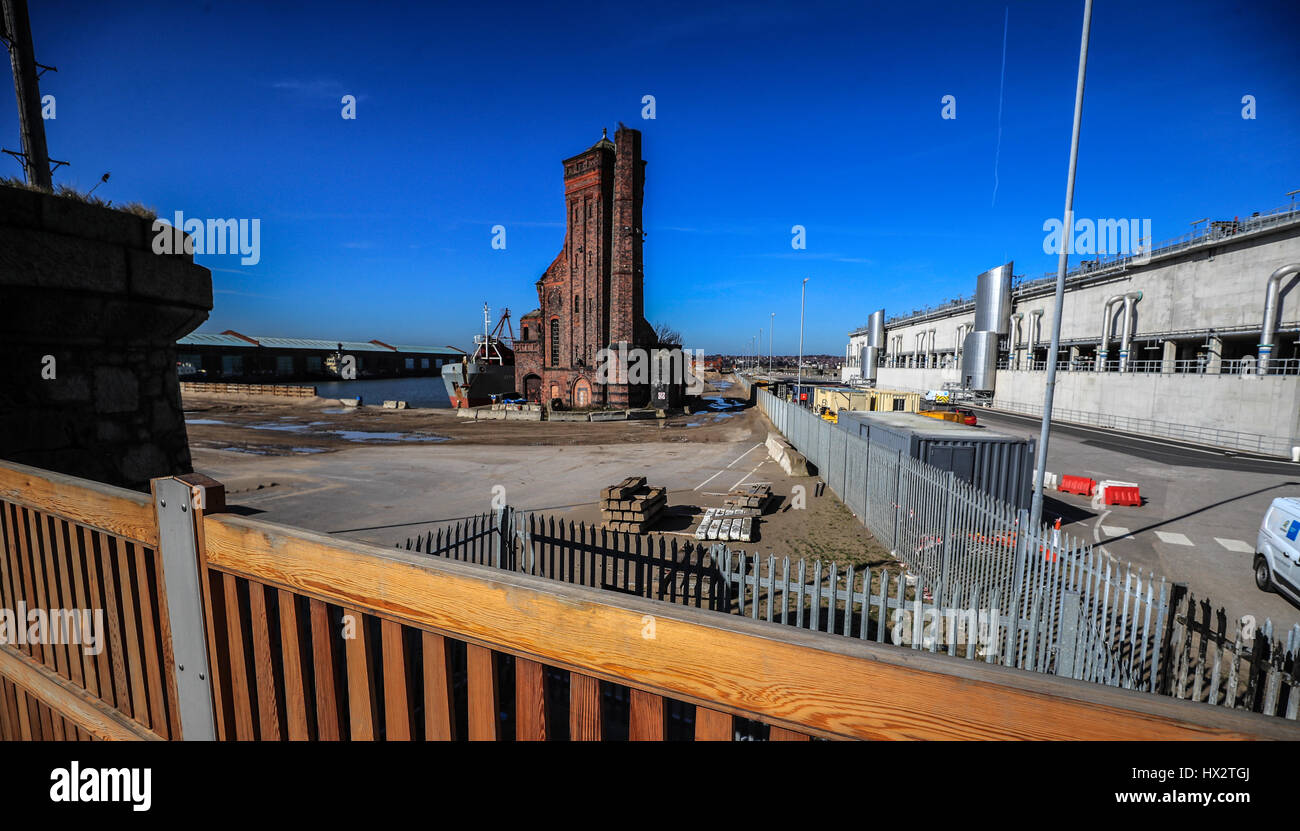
left=441, top=361, right=516, bottom=408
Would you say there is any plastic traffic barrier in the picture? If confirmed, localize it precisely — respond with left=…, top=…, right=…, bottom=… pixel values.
left=1103, top=483, right=1142, bottom=506
left=1058, top=475, right=1096, bottom=497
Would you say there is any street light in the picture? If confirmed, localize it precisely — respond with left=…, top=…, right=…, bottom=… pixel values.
left=1031, top=0, right=1093, bottom=533
left=769, top=313, right=775, bottom=376
left=797, top=277, right=809, bottom=395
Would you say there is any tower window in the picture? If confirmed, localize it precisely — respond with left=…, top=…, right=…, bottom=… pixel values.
left=550, top=318, right=560, bottom=366
left=574, top=294, right=579, bottom=314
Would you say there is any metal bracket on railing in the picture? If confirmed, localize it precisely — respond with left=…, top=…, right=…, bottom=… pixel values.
left=153, top=476, right=219, bottom=741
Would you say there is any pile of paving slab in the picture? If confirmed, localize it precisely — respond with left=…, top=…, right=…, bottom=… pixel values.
left=600, top=477, right=667, bottom=533
left=694, top=484, right=773, bottom=542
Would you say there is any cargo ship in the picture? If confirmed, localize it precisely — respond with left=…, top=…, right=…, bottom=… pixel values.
left=441, top=304, right=516, bottom=408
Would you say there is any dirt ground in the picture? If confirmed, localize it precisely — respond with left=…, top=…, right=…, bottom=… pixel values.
left=183, top=374, right=894, bottom=567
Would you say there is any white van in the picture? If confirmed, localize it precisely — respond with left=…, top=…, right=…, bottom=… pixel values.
left=924, top=389, right=950, bottom=404
left=1255, top=497, right=1300, bottom=604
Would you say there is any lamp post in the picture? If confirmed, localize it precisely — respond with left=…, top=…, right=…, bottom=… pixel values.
left=1031, top=0, right=1093, bottom=533
left=769, top=313, right=775, bottom=376
left=797, top=277, right=809, bottom=395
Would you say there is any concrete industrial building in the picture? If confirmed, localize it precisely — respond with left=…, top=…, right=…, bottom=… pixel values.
left=840, top=205, right=1300, bottom=454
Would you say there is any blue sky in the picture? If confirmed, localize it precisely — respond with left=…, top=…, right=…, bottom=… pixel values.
left=11, top=0, right=1299, bottom=354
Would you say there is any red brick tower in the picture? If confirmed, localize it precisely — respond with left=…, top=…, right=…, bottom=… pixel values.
left=515, top=126, right=652, bottom=409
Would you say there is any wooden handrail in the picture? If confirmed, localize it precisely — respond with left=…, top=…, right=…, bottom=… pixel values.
left=0, top=646, right=161, bottom=741
left=0, top=459, right=158, bottom=548
left=201, top=512, right=1300, bottom=741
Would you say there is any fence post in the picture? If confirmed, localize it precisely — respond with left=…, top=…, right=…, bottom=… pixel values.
left=494, top=505, right=507, bottom=569
left=1157, top=583, right=1188, bottom=696
left=150, top=473, right=224, bottom=741
left=1056, top=591, right=1081, bottom=679
left=892, top=450, right=904, bottom=554
left=938, top=471, right=955, bottom=608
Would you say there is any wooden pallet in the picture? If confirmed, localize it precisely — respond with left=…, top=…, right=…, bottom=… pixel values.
left=723, top=483, right=772, bottom=511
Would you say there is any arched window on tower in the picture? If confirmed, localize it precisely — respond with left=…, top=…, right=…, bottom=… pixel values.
left=550, top=318, right=560, bottom=366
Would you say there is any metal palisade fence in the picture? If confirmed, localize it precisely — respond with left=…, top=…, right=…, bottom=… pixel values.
left=753, top=385, right=1299, bottom=715
left=397, top=381, right=1299, bottom=718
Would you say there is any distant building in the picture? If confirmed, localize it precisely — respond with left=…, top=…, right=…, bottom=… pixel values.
left=176, top=330, right=462, bottom=381
left=514, top=125, right=680, bottom=408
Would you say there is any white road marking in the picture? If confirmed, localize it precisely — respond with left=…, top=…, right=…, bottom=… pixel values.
left=1100, top=525, right=1131, bottom=538
left=1154, top=531, right=1193, bottom=546
left=243, top=483, right=345, bottom=503
left=729, top=462, right=765, bottom=492
left=693, top=443, right=763, bottom=491
left=1090, top=510, right=1121, bottom=566
left=1215, top=538, right=1255, bottom=553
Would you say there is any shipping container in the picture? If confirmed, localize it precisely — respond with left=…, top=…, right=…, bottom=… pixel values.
left=812, top=386, right=921, bottom=416
left=836, top=410, right=1035, bottom=510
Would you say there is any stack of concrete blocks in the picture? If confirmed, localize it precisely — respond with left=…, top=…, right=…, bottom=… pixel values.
left=693, top=507, right=756, bottom=542
left=765, top=432, right=811, bottom=476
left=600, top=476, right=665, bottom=533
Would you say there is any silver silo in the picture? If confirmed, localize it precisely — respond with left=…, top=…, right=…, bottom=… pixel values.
left=962, top=330, right=1000, bottom=391
left=862, top=308, right=885, bottom=382
left=973, top=262, right=1014, bottom=335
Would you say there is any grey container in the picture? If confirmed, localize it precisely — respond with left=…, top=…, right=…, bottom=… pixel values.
left=836, top=410, right=1035, bottom=510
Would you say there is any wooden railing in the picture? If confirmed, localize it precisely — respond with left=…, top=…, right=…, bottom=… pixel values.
left=1, top=457, right=1297, bottom=741
left=0, top=462, right=171, bottom=740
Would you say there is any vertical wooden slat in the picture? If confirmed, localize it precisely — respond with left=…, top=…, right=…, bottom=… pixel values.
left=569, top=672, right=602, bottom=741
left=35, top=513, right=69, bottom=680
left=246, top=581, right=281, bottom=740
left=466, top=643, right=498, bottom=740
left=514, top=656, right=548, bottom=741
left=114, top=540, right=149, bottom=726
left=221, top=572, right=255, bottom=740
left=94, top=533, right=129, bottom=716
left=344, top=608, right=376, bottom=740
left=15, top=686, right=32, bottom=740
left=769, top=726, right=811, bottom=741
left=694, top=707, right=733, bottom=740
left=51, top=520, right=86, bottom=693
left=308, top=599, right=340, bottom=740
left=422, top=632, right=456, bottom=740
left=130, top=544, right=168, bottom=736
left=145, top=540, right=182, bottom=741
left=276, top=590, right=310, bottom=740
left=380, top=619, right=409, bottom=740
left=16, top=509, right=50, bottom=665
left=628, top=689, right=665, bottom=741
left=78, top=527, right=111, bottom=708
left=0, top=680, right=12, bottom=741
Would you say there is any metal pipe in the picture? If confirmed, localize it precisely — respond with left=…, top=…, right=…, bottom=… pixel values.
left=1011, top=313, right=1024, bottom=368
left=1097, top=294, right=1125, bottom=370
left=928, top=328, right=936, bottom=366
left=1261, top=263, right=1300, bottom=374
left=1029, top=310, right=1043, bottom=353
left=1118, top=291, right=1142, bottom=371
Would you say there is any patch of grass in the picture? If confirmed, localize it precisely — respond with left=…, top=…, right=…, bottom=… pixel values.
left=0, top=176, right=158, bottom=220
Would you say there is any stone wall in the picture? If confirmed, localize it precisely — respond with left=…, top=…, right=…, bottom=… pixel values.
left=0, top=184, right=211, bottom=490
